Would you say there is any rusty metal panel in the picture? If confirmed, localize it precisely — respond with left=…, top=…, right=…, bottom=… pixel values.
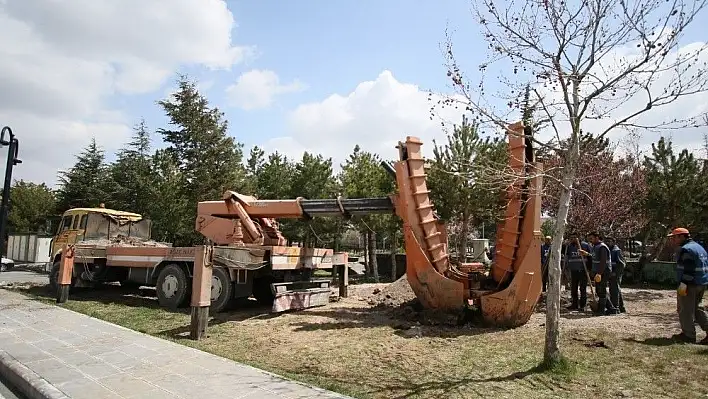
left=212, top=246, right=266, bottom=270
left=191, top=246, right=213, bottom=307
left=272, top=288, right=331, bottom=312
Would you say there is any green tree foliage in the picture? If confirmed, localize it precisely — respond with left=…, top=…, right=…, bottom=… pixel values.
left=157, top=75, right=247, bottom=201
left=287, top=152, right=339, bottom=246
left=56, top=138, right=114, bottom=210
left=146, top=149, right=192, bottom=244
left=426, top=116, right=507, bottom=258
left=339, top=145, right=398, bottom=280
left=5, top=180, right=56, bottom=233
left=109, top=119, right=156, bottom=216
left=155, top=75, right=248, bottom=245
left=643, top=137, right=707, bottom=240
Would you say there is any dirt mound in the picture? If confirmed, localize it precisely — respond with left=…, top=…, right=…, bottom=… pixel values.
left=356, top=276, right=467, bottom=327
left=79, top=236, right=170, bottom=247
left=367, top=275, right=417, bottom=307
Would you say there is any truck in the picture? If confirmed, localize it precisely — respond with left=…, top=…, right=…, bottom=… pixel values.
left=55, top=121, right=544, bottom=329
left=47, top=200, right=389, bottom=313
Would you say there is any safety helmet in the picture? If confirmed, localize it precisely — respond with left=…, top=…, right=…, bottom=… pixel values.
left=667, top=227, right=690, bottom=237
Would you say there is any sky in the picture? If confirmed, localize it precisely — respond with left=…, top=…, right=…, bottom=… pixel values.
left=1, top=0, right=707, bottom=187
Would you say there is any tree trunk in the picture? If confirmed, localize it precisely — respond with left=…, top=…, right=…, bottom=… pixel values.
left=459, top=213, right=469, bottom=263
left=545, top=145, right=579, bottom=364
left=390, top=230, right=398, bottom=281
left=369, top=231, right=379, bottom=282
left=362, top=231, right=370, bottom=276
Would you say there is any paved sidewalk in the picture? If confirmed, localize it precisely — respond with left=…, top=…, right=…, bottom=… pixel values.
left=0, top=289, right=351, bottom=399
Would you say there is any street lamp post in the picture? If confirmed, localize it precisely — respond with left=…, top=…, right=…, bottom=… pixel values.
left=0, top=126, right=21, bottom=260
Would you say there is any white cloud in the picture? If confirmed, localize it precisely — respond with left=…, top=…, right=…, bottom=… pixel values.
left=226, top=69, right=307, bottom=110
left=270, top=55, right=707, bottom=176
left=0, top=0, right=253, bottom=185
left=530, top=39, right=708, bottom=157
left=266, top=70, right=468, bottom=169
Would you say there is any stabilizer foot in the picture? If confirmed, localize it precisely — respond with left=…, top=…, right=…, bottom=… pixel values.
left=56, top=285, right=70, bottom=304
left=190, top=306, right=209, bottom=340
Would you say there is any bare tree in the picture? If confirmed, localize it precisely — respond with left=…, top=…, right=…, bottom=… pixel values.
left=437, top=0, right=708, bottom=364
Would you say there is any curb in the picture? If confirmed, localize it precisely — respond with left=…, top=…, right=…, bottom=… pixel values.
left=0, top=351, right=69, bottom=399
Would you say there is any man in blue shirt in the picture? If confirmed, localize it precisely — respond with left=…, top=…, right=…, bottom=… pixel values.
left=587, top=232, right=619, bottom=316
left=667, top=227, right=708, bottom=345
left=541, top=236, right=551, bottom=292
left=606, top=237, right=626, bottom=313
left=565, top=234, right=591, bottom=311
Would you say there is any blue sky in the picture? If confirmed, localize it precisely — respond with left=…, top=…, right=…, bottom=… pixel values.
left=118, top=0, right=483, bottom=157
left=2, top=0, right=706, bottom=185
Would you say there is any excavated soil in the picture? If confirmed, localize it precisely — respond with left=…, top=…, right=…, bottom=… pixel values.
left=342, top=277, right=686, bottom=337
left=345, top=276, right=467, bottom=327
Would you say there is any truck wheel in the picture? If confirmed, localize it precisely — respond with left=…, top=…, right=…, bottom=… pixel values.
left=209, top=267, right=234, bottom=314
left=49, top=261, right=73, bottom=292
left=253, top=276, right=275, bottom=306
left=156, top=264, right=190, bottom=310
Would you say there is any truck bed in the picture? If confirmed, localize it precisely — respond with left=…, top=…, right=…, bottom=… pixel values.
left=71, top=243, right=347, bottom=271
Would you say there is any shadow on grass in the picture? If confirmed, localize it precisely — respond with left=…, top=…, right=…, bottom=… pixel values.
left=315, top=356, right=577, bottom=399
left=9, top=283, right=183, bottom=313
left=623, top=336, right=676, bottom=346
left=267, top=306, right=504, bottom=339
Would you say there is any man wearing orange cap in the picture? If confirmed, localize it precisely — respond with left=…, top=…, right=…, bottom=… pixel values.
left=667, top=227, right=708, bottom=345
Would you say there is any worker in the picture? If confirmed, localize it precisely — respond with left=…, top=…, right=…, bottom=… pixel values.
left=587, top=232, right=618, bottom=316
left=541, top=236, right=551, bottom=292
left=565, top=234, right=591, bottom=311
left=606, top=237, right=626, bottom=313
left=666, top=227, right=708, bottom=345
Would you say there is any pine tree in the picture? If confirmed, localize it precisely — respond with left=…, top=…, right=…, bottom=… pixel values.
left=155, top=75, right=248, bottom=244
left=109, top=118, right=156, bottom=214
left=56, top=138, right=113, bottom=210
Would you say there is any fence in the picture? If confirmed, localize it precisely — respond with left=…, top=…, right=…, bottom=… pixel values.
left=6, top=233, right=52, bottom=264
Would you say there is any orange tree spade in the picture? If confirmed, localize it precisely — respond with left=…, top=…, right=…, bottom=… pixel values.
left=432, top=0, right=708, bottom=365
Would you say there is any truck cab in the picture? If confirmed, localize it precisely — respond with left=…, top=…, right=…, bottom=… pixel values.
left=49, top=205, right=146, bottom=264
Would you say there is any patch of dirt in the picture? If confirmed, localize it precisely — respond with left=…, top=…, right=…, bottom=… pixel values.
left=340, top=276, right=467, bottom=328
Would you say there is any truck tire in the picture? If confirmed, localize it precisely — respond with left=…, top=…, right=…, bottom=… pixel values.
left=49, top=261, right=73, bottom=292
left=209, top=267, right=234, bottom=314
left=253, top=276, right=275, bottom=306
left=156, top=264, right=190, bottom=310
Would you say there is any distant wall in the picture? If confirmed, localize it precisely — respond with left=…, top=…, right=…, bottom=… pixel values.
left=374, top=253, right=406, bottom=280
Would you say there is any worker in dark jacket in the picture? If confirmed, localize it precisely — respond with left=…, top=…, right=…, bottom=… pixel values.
left=541, top=236, right=551, bottom=292
left=565, top=234, right=591, bottom=311
left=606, top=237, right=626, bottom=313
left=587, top=232, right=618, bottom=316
left=667, top=227, right=708, bottom=344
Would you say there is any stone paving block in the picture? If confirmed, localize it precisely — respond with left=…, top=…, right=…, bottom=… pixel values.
left=56, top=378, right=123, bottom=399
left=31, top=337, right=73, bottom=352
left=119, top=343, right=160, bottom=359
left=125, top=387, right=178, bottom=399
left=13, top=327, right=51, bottom=343
left=58, top=349, right=96, bottom=366
left=2, top=342, right=53, bottom=363
left=0, top=332, right=22, bottom=345
left=238, top=388, right=288, bottom=399
left=25, top=359, right=85, bottom=386
left=72, top=358, right=121, bottom=380
left=95, top=350, right=142, bottom=370
left=97, top=372, right=161, bottom=397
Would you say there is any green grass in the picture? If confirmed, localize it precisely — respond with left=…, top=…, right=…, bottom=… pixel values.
left=7, top=284, right=708, bottom=399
